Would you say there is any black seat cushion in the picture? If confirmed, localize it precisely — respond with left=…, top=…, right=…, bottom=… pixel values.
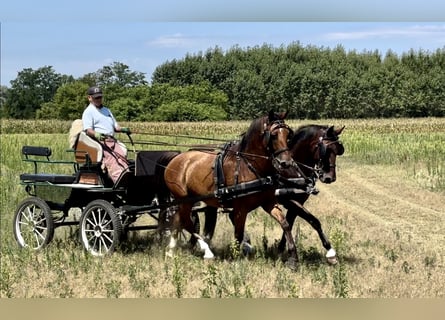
left=20, top=173, right=76, bottom=184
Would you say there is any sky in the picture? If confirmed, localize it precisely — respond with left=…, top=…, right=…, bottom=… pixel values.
left=1, top=1, right=445, bottom=87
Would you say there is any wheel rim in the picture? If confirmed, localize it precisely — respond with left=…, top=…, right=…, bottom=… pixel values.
left=15, top=203, right=50, bottom=249
left=81, top=205, right=117, bottom=256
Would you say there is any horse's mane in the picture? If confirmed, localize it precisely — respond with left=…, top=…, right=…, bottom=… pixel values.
left=238, top=116, right=266, bottom=152
left=290, top=124, right=329, bottom=146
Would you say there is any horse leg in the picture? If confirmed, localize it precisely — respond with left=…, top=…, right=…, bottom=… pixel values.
left=193, top=233, right=214, bottom=259
left=166, top=203, right=215, bottom=259
left=277, top=195, right=309, bottom=252
left=203, top=206, right=218, bottom=242
left=288, top=200, right=337, bottom=264
left=165, top=207, right=180, bottom=258
left=265, top=204, right=299, bottom=270
left=277, top=201, right=298, bottom=252
left=231, top=210, right=254, bottom=256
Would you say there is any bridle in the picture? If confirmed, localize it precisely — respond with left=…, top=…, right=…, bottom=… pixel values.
left=315, top=134, right=344, bottom=174
left=264, top=120, right=295, bottom=171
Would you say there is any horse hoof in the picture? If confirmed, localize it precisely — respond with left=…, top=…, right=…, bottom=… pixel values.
left=327, top=256, right=338, bottom=265
left=286, top=257, right=299, bottom=271
left=203, top=253, right=215, bottom=259
left=241, top=241, right=255, bottom=257
left=326, top=248, right=337, bottom=265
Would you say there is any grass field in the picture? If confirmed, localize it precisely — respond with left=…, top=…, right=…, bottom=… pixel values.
left=1, top=118, right=444, bottom=297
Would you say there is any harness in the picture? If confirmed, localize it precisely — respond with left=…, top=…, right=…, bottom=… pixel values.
left=211, top=120, right=295, bottom=204
left=213, top=141, right=273, bottom=204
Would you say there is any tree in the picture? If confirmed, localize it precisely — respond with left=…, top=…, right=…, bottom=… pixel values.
left=148, top=82, right=228, bottom=121
left=0, top=85, right=9, bottom=118
left=80, top=62, right=148, bottom=88
left=37, top=82, right=89, bottom=120
left=4, top=66, right=72, bottom=119
left=153, top=100, right=227, bottom=121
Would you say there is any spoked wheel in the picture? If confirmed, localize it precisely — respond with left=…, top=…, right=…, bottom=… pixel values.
left=79, top=199, right=122, bottom=257
left=13, top=197, right=55, bottom=250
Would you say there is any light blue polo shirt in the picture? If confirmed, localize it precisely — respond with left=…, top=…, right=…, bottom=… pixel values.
left=82, top=103, right=119, bottom=136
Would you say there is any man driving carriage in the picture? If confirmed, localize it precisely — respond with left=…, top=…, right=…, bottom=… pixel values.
left=82, top=86, right=131, bottom=183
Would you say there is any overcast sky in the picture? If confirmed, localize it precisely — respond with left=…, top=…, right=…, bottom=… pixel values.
left=2, top=1, right=445, bottom=86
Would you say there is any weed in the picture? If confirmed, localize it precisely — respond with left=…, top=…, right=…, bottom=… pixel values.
left=229, top=239, right=241, bottom=260
left=105, top=279, right=122, bottom=298
left=384, top=248, right=399, bottom=263
left=332, top=262, right=349, bottom=298
left=401, top=261, right=412, bottom=274
left=172, top=255, right=185, bottom=298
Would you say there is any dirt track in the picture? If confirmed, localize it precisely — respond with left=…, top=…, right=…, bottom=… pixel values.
left=314, top=158, right=444, bottom=246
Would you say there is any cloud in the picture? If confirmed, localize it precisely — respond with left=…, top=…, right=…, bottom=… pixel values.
left=324, top=24, right=445, bottom=41
left=147, top=33, right=199, bottom=48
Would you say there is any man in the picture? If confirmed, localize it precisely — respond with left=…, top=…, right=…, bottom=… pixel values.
left=82, top=86, right=131, bottom=183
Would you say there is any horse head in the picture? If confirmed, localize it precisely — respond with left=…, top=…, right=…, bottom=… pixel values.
left=316, top=125, right=345, bottom=183
left=263, top=110, right=296, bottom=173
left=289, top=124, right=345, bottom=184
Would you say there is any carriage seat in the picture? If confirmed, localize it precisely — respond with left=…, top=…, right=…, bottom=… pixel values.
left=20, top=146, right=76, bottom=184
left=73, top=132, right=103, bottom=165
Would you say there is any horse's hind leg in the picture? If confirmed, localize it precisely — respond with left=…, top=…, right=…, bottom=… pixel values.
left=179, top=203, right=215, bottom=259
left=165, top=208, right=180, bottom=258
left=165, top=204, right=193, bottom=258
left=288, top=200, right=337, bottom=264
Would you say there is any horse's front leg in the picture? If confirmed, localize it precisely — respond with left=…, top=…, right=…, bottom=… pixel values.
left=265, top=204, right=298, bottom=270
left=231, top=210, right=254, bottom=256
left=288, top=200, right=337, bottom=264
left=202, top=206, right=218, bottom=242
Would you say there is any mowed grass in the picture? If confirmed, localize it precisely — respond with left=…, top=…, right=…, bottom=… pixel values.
left=1, top=118, right=444, bottom=297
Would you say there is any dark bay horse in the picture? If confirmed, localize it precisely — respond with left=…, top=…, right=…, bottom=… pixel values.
left=163, top=111, right=300, bottom=264
left=276, top=124, right=345, bottom=264
left=202, top=124, right=345, bottom=264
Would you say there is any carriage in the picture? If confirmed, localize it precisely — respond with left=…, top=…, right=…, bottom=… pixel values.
left=13, top=113, right=344, bottom=266
left=13, top=131, right=205, bottom=257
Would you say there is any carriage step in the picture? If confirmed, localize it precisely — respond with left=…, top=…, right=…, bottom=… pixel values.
left=20, top=173, right=76, bottom=184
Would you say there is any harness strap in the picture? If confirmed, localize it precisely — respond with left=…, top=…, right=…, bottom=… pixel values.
left=213, top=142, right=232, bottom=200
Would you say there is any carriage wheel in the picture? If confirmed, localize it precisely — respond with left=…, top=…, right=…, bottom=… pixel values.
left=13, top=197, right=55, bottom=250
left=79, top=199, right=122, bottom=257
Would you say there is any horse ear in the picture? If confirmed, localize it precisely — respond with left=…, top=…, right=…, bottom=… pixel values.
left=327, top=126, right=335, bottom=136
left=335, top=126, right=345, bottom=136
left=268, top=110, right=275, bottom=122
left=281, top=110, right=289, bottom=119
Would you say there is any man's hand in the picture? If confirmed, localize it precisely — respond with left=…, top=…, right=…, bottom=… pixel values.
left=94, top=132, right=105, bottom=141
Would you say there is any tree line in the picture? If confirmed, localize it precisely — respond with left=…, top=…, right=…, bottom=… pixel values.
left=2, top=43, right=445, bottom=122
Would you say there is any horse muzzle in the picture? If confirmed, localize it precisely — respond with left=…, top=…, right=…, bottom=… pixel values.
left=319, top=173, right=336, bottom=184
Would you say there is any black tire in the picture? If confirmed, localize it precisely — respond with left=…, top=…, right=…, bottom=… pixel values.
left=79, top=199, right=122, bottom=257
left=13, top=197, right=54, bottom=250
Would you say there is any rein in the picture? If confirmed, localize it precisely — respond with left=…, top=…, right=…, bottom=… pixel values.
left=129, top=131, right=229, bottom=143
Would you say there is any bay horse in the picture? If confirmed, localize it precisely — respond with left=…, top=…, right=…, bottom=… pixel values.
left=201, top=124, right=345, bottom=264
left=163, top=111, right=301, bottom=266
left=276, top=124, right=345, bottom=264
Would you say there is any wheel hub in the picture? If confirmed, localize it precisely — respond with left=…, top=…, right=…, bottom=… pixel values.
left=94, top=225, right=103, bottom=237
